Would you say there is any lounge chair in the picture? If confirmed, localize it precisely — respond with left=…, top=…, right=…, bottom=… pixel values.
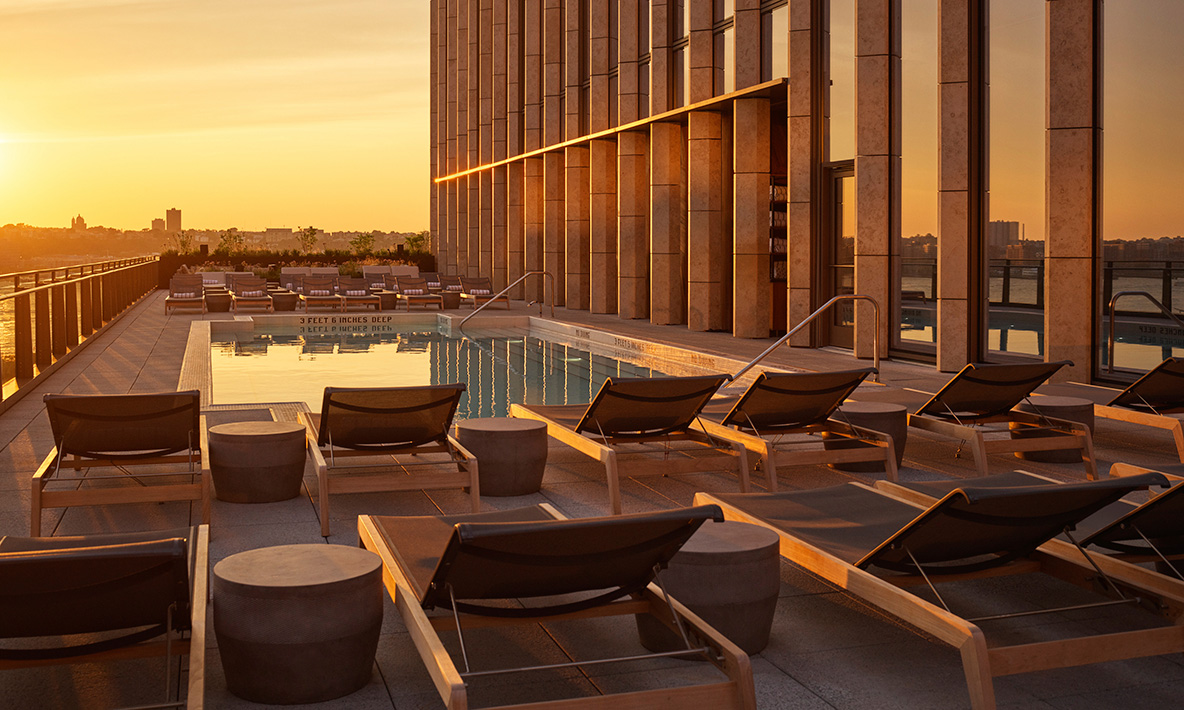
left=31, top=391, right=210, bottom=536
left=356, top=504, right=756, bottom=710
left=299, top=384, right=479, bottom=536
left=393, top=276, right=443, bottom=311
left=510, top=375, right=749, bottom=515
left=877, top=469, right=1184, bottom=574
left=0, top=525, right=208, bottom=709
left=439, top=274, right=464, bottom=293
left=419, top=271, right=441, bottom=291
left=337, top=276, right=381, bottom=312
left=300, top=276, right=344, bottom=312
left=695, top=472, right=1184, bottom=710
left=361, top=264, right=391, bottom=290
left=1077, top=357, right=1184, bottom=463
left=698, top=368, right=897, bottom=490
left=280, top=267, right=311, bottom=292
left=198, top=272, right=226, bottom=290
left=908, top=360, right=1097, bottom=478
left=459, top=276, right=508, bottom=309
left=164, top=275, right=205, bottom=315
left=230, top=275, right=273, bottom=313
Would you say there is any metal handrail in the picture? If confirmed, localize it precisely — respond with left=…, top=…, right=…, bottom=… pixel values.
left=459, top=270, right=556, bottom=327
left=729, top=294, right=882, bottom=383
left=1107, top=290, right=1184, bottom=373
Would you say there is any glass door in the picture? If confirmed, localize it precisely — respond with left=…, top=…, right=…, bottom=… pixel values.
left=824, top=163, right=856, bottom=348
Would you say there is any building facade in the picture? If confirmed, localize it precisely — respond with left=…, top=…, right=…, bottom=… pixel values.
left=429, top=0, right=1115, bottom=381
left=166, top=208, right=182, bottom=233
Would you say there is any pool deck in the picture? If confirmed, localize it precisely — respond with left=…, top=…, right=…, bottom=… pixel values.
left=3, top=291, right=1184, bottom=709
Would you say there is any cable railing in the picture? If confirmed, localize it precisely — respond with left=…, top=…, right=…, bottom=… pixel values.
left=1106, top=290, right=1184, bottom=374
left=458, top=271, right=556, bottom=328
left=729, top=294, right=882, bottom=384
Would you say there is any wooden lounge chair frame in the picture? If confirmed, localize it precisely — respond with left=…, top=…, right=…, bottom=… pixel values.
left=878, top=468, right=1184, bottom=575
left=908, top=360, right=1098, bottom=478
left=299, top=384, right=480, bottom=536
left=164, top=275, right=206, bottom=315
left=230, top=276, right=273, bottom=313
left=511, top=375, right=749, bottom=515
left=696, top=474, right=1184, bottom=710
left=300, top=276, right=344, bottom=312
left=698, top=369, right=897, bottom=490
left=337, top=276, right=381, bottom=312
left=0, top=525, right=208, bottom=709
left=31, top=391, right=211, bottom=536
left=459, top=276, right=509, bottom=309
left=1094, top=357, right=1184, bottom=462
left=393, top=275, right=444, bottom=311
left=356, top=504, right=756, bottom=710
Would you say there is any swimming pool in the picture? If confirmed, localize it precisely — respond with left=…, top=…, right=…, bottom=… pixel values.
left=207, top=321, right=709, bottom=418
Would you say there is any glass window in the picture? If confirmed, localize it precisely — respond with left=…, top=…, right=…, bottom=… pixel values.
left=828, top=0, right=855, bottom=161
left=987, top=0, right=1045, bottom=358
left=896, top=0, right=939, bottom=353
left=639, top=60, right=650, bottom=118
left=715, top=26, right=734, bottom=95
left=1102, top=2, right=1184, bottom=373
left=673, top=46, right=688, bottom=107
left=761, top=6, right=788, bottom=82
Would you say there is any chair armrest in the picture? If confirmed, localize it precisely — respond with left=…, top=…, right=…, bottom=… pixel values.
left=199, top=415, right=211, bottom=474
left=32, top=446, right=62, bottom=482
left=446, top=434, right=478, bottom=464
left=298, top=411, right=329, bottom=471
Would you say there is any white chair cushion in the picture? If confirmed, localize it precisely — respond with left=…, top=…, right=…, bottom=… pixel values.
left=402, top=289, right=424, bottom=295
left=469, top=289, right=491, bottom=295
left=308, top=289, right=331, bottom=296
left=239, top=290, right=265, bottom=297
left=345, top=290, right=367, bottom=296
left=171, top=292, right=196, bottom=299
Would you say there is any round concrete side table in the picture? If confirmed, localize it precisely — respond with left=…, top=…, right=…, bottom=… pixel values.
left=439, top=291, right=461, bottom=309
left=824, top=401, right=908, bottom=472
left=208, top=421, right=307, bottom=503
left=637, top=520, right=780, bottom=655
left=213, top=544, right=383, bottom=704
left=456, top=417, right=548, bottom=496
left=1011, top=395, right=1094, bottom=463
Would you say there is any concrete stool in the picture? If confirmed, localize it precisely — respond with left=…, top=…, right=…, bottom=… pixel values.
left=213, top=544, right=383, bottom=704
left=439, top=291, right=461, bottom=310
left=208, top=421, right=307, bottom=503
left=825, top=401, right=908, bottom=472
left=456, top=417, right=548, bottom=496
left=637, top=520, right=780, bottom=655
left=1012, top=395, right=1095, bottom=464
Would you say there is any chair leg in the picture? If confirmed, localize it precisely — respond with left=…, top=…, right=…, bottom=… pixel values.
left=732, top=442, right=751, bottom=492
left=969, top=432, right=990, bottom=476
left=30, top=483, right=42, bottom=536
left=760, top=442, right=777, bottom=492
left=959, top=632, right=997, bottom=710
left=603, top=449, right=622, bottom=515
left=319, top=467, right=331, bottom=537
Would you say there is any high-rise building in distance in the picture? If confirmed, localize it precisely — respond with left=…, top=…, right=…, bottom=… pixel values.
left=151, top=218, right=165, bottom=231
left=166, top=208, right=181, bottom=232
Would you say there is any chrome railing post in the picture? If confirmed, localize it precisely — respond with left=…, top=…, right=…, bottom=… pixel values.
left=1106, top=290, right=1184, bottom=373
left=458, top=270, right=556, bottom=327
left=729, top=294, right=882, bottom=384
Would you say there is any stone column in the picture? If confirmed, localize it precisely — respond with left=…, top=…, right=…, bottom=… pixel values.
left=491, top=0, right=508, bottom=290
left=564, top=0, right=589, bottom=309
left=651, top=121, right=686, bottom=325
left=467, top=0, right=482, bottom=277
left=523, top=0, right=545, bottom=302
left=447, top=0, right=464, bottom=275
left=430, top=0, right=440, bottom=254
left=734, top=98, right=771, bottom=337
left=788, top=0, right=823, bottom=343
left=937, top=0, right=986, bottom=370
left=734, top=0, right=761, bottom=91
left=543, top=0, right=565, bottom=305
left=854, top=0, right=900, bottom=359
left=617, top=0, right=648, bottom=318
left=505, top=0, right=525, bottom=298
left=589, top=2, right=617, bottom=314
left=1045, top=0, right=1101, bottom=379
left=688, top=110, right=728, bottom=331
left=688, top=0, right=713, bottom=104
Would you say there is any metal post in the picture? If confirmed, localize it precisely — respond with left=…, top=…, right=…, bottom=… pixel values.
left=65, top=281, right=79, bottom=348
left=34, top=288, right=50, bottom=369
left=51, top=284, right=66, bottom=358
left=15, top=292, right=33, bottom=380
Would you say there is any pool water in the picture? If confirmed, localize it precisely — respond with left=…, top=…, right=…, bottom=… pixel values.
left=210, top=326, right=674, bottom=417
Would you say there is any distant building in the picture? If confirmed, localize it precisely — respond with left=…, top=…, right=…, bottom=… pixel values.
left=166, top=208, right=181, bottom=232
left=71, top=215, right=86, bottom=231
left=988, top=221, right=1021, bottom=260
left=151, top=218, right=165, bottom=231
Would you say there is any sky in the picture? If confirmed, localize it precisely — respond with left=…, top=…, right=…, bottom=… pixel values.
left=0, top=0, right=429, bottom=232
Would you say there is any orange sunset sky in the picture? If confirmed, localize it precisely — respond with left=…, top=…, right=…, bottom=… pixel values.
left=1, top=1, right=1182, bottom=240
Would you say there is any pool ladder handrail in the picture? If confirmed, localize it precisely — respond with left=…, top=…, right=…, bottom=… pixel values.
left=459, top=270, right=556, bottom=328
left=1107, top=290, right=1184, bottom=373
left=729, top=294, right=881, bottom=384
